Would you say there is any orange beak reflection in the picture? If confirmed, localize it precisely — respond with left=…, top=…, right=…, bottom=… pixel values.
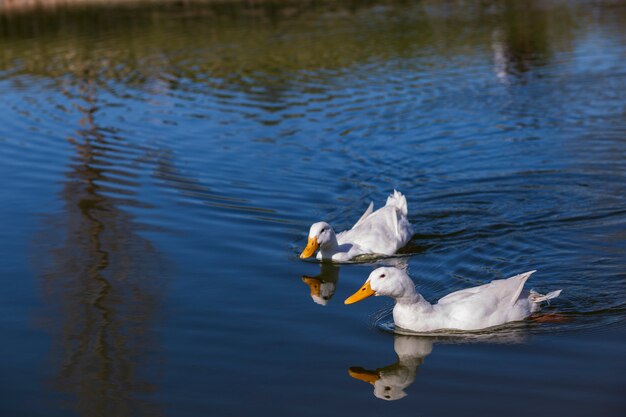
left=299, top=237, right=319, bottom=259
left=344, top=280, right=376, bottom=304
left=301, top=276, right=321, bottom=297
left=348, top=367, right=381, bottom=384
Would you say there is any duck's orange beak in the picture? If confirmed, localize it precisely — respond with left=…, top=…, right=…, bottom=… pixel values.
left=344, top=280, right=376, bottom=304
left=348, top=367, right=380, bottom=384
left=299, top=237, right=319, bottom=259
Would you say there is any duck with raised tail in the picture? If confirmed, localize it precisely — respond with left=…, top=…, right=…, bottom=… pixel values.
left=299, top=190, right=413, bottom=262
left=345, top=267, right=562, bottom=332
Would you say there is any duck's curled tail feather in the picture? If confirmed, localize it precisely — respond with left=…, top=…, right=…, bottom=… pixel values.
left=386, top=190, right=408, bottom=216
left=529, top=289, right=562, bottom=303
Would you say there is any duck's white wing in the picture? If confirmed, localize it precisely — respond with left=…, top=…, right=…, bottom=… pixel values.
left=336, top=191, right=412, bottom=257
left=341, top=208, right=398, bottom=252
left=339, top=205, right=411, bottom=255
left=353, top=201, right=374, bottom=228
left=503, top=270, right=536, bottom=304
left=437, top=271, right=536, bottom=307
left=391, top=205, right=399, bottom=237
left=435, top=285, right=484, bottom=306
left=432, top=271, right=536, bottom=329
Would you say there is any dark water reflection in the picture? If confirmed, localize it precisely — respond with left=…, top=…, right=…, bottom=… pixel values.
left=349, top=335, right=436, bottom=401
left=1, top=1, right=626, bottom=416
left=348, top=331, right=531, bottom=401
left=36, top=76, right=165, bottom=417
left=301, top=264, right=340, bottom=306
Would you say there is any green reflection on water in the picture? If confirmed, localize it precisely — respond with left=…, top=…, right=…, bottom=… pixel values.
left=0, top=0, right=600, bottom=89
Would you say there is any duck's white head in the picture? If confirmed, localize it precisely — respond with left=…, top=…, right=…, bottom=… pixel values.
left=299, top=221, right=336, bottom=259
left=345, top=267, right=416, bottom=304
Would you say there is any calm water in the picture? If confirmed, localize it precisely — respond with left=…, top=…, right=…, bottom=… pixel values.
left=1, top=1, right=625, bottom=416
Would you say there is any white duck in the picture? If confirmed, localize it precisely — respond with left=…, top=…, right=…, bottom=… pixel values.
left=345, top=267, right=562, bottom=332
left=299, top=190, right=413, bottom=262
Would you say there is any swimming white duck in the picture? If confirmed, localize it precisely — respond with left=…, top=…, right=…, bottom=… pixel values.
left=299, top=190, right=413, bottom=262
left=345, top=267, right=562, bottom=332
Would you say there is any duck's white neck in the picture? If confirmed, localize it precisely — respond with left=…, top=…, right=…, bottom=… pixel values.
left=318, top=233, right=340, bottom=259
left=392, top=289, right=435, bottom=332
left=396, top=289, right=429, bottom=308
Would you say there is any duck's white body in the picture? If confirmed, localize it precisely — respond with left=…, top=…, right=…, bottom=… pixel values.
left=346, top=267, right=562, bottom=332
left=300, top=190, right=413, bottom=262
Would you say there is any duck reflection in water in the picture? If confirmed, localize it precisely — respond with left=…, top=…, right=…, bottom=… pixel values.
left=349, top=335, right=433, bottom=401
left=349, top=331, right=528, bottom=401
left=301, top=264, right=340, bottom=306
left=301, top=257, right=410, bottom=306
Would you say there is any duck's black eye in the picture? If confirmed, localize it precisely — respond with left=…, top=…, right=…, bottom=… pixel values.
left=380, top=274, right=386, bottom=278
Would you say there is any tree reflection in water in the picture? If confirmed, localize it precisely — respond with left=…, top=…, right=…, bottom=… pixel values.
left=37, top=69, right=165, bottom=417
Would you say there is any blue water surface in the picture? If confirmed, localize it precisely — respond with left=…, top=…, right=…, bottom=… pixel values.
left=0, top=1, right=625, bottom=416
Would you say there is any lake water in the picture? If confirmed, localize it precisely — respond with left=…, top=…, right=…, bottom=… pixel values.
left=1, top=1, right=625, bottom=416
